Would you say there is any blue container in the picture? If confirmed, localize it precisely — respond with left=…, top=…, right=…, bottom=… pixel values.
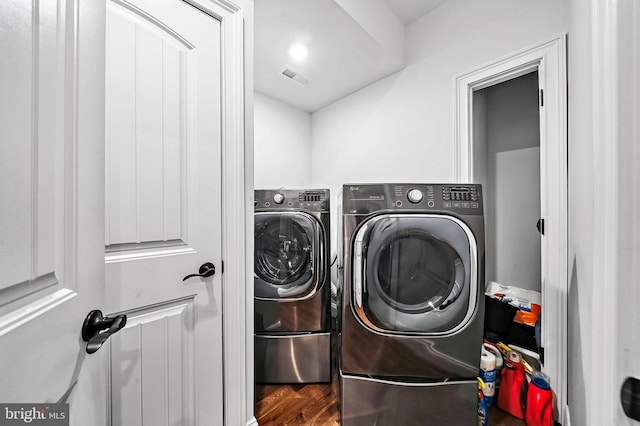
left=479, top=349, right=497, bottom=406
left=479, top=367, right=496, bottom=406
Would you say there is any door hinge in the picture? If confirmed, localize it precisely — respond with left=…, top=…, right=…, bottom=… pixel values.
left=221, top=260, right=224, bottom=273
left=536, top=218, right=545, bottom=235
left=540, top=89, right=544, bottom=107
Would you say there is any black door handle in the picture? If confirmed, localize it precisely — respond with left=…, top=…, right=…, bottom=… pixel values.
left=621, top=377, right=640, bottom=420
left=183, top=262, right=216, bottom=281
left=81, top=310, right=127, bottom=354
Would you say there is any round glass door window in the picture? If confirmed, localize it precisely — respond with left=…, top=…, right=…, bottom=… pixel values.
left=254, top=212, right=322, bottom=299
left=354, top=214, right=476, bottom=333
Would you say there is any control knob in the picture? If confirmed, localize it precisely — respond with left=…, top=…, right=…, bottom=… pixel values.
left=407, top=188, right=423, bottom=204
left=273, top=193, right=285, bottom=204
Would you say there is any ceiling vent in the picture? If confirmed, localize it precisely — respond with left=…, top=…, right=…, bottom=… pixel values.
left=279, top=66, right=311, bottom=86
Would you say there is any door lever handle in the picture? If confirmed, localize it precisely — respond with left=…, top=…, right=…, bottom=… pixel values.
left=182, top=262, right=216, bottom=281
left=81, top=310, right=127, bottom=354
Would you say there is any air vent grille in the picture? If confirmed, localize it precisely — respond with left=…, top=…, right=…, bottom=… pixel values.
left=299, top=191, right=325, bottom=202
left=279, top=66, right=311, bottom=86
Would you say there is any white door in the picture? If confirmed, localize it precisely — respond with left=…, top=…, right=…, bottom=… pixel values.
left=104, top=0, right=224, bottom=424
left=0, top=0, right=108, bottom=424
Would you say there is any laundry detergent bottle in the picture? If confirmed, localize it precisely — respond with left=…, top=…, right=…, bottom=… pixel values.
left=483, top=341, right=504, bottom=387
left=497, top=350, right=527, bottom=419
left=479, top=348, right=497, bottom=406
left=526, top=372, right=553, bottom=426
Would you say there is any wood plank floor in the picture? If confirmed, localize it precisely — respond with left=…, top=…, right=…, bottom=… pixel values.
left=255, top=378, right=526, bottom=425
left=255, top=378, right=339, bottom=425
left=254, top=332, right=525, bottom=425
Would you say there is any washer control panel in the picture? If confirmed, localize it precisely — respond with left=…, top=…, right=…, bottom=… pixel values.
left=255, top=189, right=330, bottom=212
left=343, top=183, right=482, bottom=214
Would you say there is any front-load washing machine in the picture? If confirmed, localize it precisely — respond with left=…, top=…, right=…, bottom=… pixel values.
left=254, top=189, right=331, bottom=383
left=338, top=183, right=485, bottom=424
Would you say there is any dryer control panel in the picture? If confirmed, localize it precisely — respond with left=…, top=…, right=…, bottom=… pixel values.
left=343, top=183, right=483, bottom=215
left=255, top=189, right=330, bottom=212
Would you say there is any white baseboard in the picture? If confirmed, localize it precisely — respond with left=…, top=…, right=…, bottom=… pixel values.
left=246, top=416, right=259, bottom=426
left=564, top=404, right=571, bottom=426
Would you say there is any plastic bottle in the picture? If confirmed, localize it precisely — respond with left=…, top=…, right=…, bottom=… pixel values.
left=526, top=371, right=553, bottom=426
left=479, top=348, right=497, bottom=406
left=477, top=377, right=488, bottom=426
left=483, top=342, right=504, bottom=387
left=497, top=350, right=527, bottom=419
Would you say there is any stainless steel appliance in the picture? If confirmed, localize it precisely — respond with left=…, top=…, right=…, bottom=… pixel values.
left=338, top=183, right=485, bottom=424
left=254, top=189, right=331, bottom=383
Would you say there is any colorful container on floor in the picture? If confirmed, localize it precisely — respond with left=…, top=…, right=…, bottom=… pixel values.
left=477, top=378, right=488, bottom=426
left=526, top=372, right=553, bottom=426
left=497, top=350, right=526, bottom=419
left=479, top=348, right=497, bottom=406
left=483, top=341, right=504, bottom=387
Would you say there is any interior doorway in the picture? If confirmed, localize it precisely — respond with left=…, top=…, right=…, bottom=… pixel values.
left=455, top=35, right=568, bottom=424
left=473, top=72, right=542, bottom=294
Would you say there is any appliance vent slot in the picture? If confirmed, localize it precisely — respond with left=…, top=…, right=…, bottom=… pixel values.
left=299, top=191, right=325, bottom=202
left=279, top=66, right=311, bottom=86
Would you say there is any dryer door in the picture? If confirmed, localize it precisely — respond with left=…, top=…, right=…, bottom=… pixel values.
left=353, top=214, right=478, bottom=333
left=254, top=211, right=324, bottom=300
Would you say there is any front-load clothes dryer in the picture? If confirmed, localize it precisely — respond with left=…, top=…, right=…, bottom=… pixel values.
left=338, top=183, right=485, bottom=425
left=254, top=189, right=331, bottom=383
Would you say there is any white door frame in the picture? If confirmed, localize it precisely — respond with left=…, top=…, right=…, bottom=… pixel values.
left=172, top=1, right=250, bottom=425
left=454, top=34, right=568, bottom=424
left=590, top=0, right=632, bottom=424
left=204, top=1, right=249, bottom=425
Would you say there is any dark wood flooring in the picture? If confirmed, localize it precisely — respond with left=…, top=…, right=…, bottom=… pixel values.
left=255, top=332, right=525, bottom=425
left=256, top=379, right=525, bottom=425
left=488, top=405, right=527, bottom=425
left=255, top=379, right=339, bottom=425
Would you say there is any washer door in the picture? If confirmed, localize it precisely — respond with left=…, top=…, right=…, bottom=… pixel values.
left=254, top=211, right=324, bottom=300
left=353, top=214, right=478, bottom=333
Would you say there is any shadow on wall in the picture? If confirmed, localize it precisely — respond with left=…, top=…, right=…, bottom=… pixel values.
left=568, top=257, right=586, bottom=426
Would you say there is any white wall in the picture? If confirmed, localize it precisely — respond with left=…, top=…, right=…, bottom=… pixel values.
left=254, top=92, right=312, bottom=188
left=311, top=0, right=568, bottom=254
left=481, top=73, right=541, bottom=293
left=566, top=1, right=594, bottom=425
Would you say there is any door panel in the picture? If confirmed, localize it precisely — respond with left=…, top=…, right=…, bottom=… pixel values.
left=105, top=0, right=223, bottom=424
left=110, top=297, right=195, bottom=426
left=0, top=0, right=106, bottom=421
left=0, top=0, right=60, bottom=294
left=106, top=1, right=197, bottom=249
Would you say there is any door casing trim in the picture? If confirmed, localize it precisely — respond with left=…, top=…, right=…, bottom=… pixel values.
left=454, top=34, right=568, bottom=424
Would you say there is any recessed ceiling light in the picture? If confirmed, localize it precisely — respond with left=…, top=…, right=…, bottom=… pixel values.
left=288, top=43, right=308, bottom=62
